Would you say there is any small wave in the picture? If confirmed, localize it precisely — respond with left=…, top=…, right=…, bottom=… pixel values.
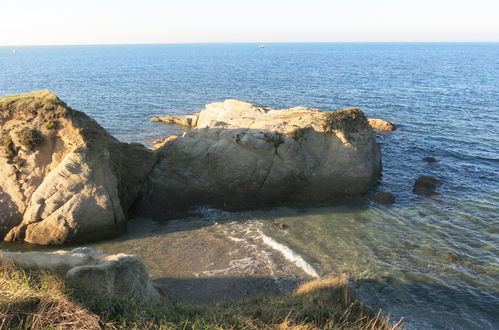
left=259, top=230, right=320, bottom=279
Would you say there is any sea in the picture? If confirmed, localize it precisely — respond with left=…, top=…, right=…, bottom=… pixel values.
left=1, top=43, right=498, bottom=329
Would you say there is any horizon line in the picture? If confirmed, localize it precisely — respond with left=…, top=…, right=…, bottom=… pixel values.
left=1, top=40, right=499, bottom=47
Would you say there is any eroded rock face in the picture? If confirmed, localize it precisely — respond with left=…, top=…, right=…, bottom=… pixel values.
left=0, top=248, right=160, bottom=304
left=0, top=91, right=156, bottom=245
left=140, top=100, right=382, bottom=218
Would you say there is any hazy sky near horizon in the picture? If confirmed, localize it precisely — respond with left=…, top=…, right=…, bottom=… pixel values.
left=1, top=0, right=498, bottom=45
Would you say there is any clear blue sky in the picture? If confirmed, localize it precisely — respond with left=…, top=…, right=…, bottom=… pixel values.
left=1, top=0, right=498, bottom=45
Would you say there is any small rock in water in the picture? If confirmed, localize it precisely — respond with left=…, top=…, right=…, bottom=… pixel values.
left=373, top=192, right=395, bottom=205
left=403, top=241, right=417, bottom=249
left=413, top=175, right=441, bottom=196
left=446, top=252, right=459, bottom=263
left=423, top=156, right=438, bottom=163
left=382, top=287, right=394, bottom=295
left=367, top=118, right=395, bottom=131
left=273, top=222, right=287, bottom=230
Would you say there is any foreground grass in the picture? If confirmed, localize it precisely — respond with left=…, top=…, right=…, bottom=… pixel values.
left=0, top=263, right=403, bottom=329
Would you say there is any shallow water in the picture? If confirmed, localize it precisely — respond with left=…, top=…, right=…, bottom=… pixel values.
left=1, top=43, right=498, bottom=329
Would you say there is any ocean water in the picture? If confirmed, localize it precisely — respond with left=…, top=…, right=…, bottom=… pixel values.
left=1, top=43, right=498, bottom=329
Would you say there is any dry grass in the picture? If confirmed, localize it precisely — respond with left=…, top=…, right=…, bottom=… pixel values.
left=0, top=262, right=404, bottom=329
left=0, top=263, right=100, bottom=329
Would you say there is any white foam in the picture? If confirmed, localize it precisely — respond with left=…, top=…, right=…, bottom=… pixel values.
left=197, top=257, right=262, bottom=277
left=259, top=230, right=320, bottom=278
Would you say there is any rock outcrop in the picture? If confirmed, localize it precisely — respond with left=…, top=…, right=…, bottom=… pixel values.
left=0, top=91, right=156, bottom=245
left=140, top=99, right=382, bottom=218
left=0, top=248, right=160, bottom=303
left=1, top=93, right=383, bottom=243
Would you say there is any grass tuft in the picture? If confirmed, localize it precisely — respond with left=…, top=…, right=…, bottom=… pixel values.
left=1, top=136, right=17, bottom=158
left=0, top=262, right=100, bottom=329
left=45, top=121, right=58, bottom=130
left=15, top=128, right=42, bottom=150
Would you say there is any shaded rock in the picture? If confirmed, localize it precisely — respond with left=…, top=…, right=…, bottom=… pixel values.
left=373, top=192, right=395, bottom=205
left=367, top=118, right=395, bottom=131
left=413, top=175, right=441, bottom=196
left=0, top=248, right=160, bottom=303
left=140, top=100, right=381, bottom=218
left=0, top=91, right=156, bottom=245
left=423, top=156, right=438, bottom=163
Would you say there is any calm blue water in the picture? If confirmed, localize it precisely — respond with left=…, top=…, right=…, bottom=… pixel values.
left=1, top=43, right=498, bottom=329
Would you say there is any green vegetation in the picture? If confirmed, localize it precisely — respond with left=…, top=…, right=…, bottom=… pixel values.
left=323, top=108, right=370, bottom=133
left=0, top=90, right=65, bottom=110
left=0, top=263, right=403, bottom=329
left=0, top=90, right=68, bottom=121
left=1, top=135, right=17, bottom=158
left=15, top=128, right=42, bottom=150
left=45, top=121, right=58, bottom=130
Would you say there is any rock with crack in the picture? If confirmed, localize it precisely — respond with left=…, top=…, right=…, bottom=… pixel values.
left=0, top=247, right=161, bottom=304
left=0, top=91, right=156, bottom=245
left=140, top=99, right=382, bottom=218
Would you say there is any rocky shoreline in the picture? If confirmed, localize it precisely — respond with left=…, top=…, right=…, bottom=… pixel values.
left=1, top=91, right=383, bottom=245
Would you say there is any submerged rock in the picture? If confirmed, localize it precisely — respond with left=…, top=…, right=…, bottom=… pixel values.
left=0, top=248, right=160, bottom=303
left=141, top=99, right=382, bottom=218
left=373, top=192, right=395, bottom=205
left=413, top=175, right=441, bottom=196
left=0, top=90, right=156, bottom=245
left=423, top=156, right=438, bottom=163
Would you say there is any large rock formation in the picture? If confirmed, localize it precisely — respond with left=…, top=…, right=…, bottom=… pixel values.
left=0, top=91, right=156, bottom=245
left=1, top=92, right=382, bottom=243
left=0, top=248, right=160, bottom=304
left=140, top=99, right=381, bottom=218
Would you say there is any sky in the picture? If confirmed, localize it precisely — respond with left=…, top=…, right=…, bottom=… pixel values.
left=1, top=0, right=498, bottom=45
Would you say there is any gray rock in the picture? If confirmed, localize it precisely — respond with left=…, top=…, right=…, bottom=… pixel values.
left=0, top=248, right=160, bottom=304
left=141, top=100, right=382, bottom=218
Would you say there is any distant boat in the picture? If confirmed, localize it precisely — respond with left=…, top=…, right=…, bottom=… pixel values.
left=12, top=49, right=17, bottom=54
left=258, top=45, right=265, bottom=49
